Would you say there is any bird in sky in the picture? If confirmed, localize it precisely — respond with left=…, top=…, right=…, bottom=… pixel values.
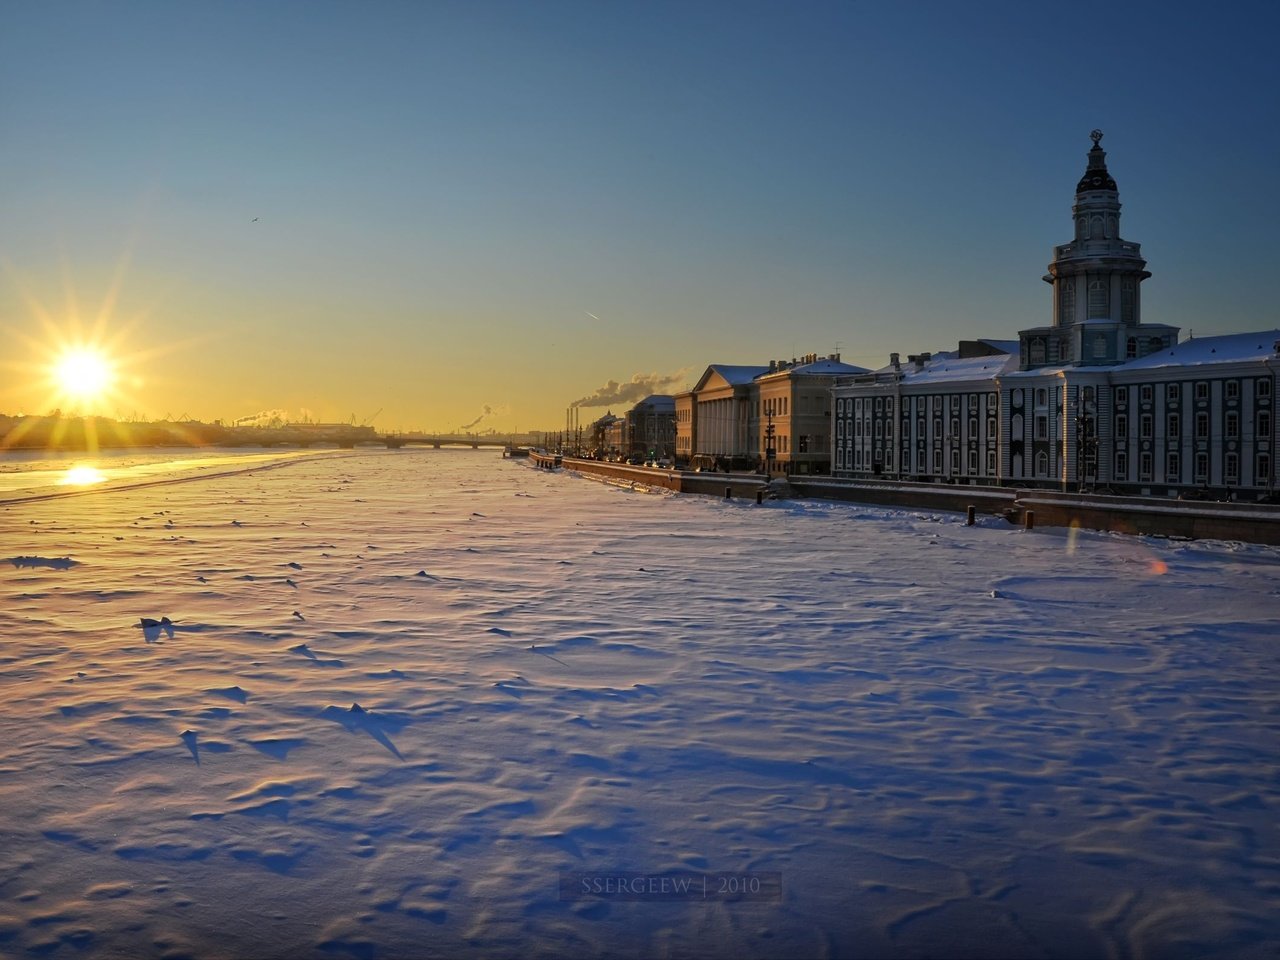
left=251, top=217, right=259, bottom=222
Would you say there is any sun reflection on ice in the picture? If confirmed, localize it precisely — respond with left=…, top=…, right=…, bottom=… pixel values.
left=60, top=465, right=107, bottom=486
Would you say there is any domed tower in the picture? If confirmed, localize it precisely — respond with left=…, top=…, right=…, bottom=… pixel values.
left=1020, top=131, right=1175, bottom=368
left=1044, top=130, right=1151, bottom=332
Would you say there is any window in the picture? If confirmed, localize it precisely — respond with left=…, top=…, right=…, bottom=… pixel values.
left=1226, top=453, right=1239, bottom=484
left=950, top=396, right=960, bottom=413
left=1035, top=451, right=1049, bottom=477
left=1035, top=415, right=1048, bottom=439
left=1030, top=339, right=1046, bottom=365
left=1166, top=384, right=1179, bottom=404
left=1258, top=453, right=1271, bottom=483
left=1115, top=451, right=1128, bottom=480
left=875, top=398, right=883, bottom=414
left=836, top=399, right=844, bottom=415
left=1140, top=384, right=1153, bottom=403
left=950, top=418, right=960, bottom=439
left=1195, top=452, right=1208, bottom=482
left=886, top=398, right=894, bottom=415
left=1121, top=279, right=1135, bottom=323
left=1168, top=413, right=1180, bottom=438
left=987, top=450, right=996, bottom=474
left=932, top=450, right=942, bottom=473
left=874, top=420, right=883, bottom=439
left=835, top=448, right=843, bottom=470
left=1088, top=280, right=1108, bottom=318
left=1259, top=379, right=1272, bottom=399
left=968, top=449, right=978, bottom=473
left=1115, top=386, right=1128, bottom=405
left=969, top=418, right=978, bottom=440
left=1140, top=414, right=1153, bottom=439
left=1196, top=412, right=1209, bottom=439
left=855, top=449, right=862, bottom=468
left=1226, top=380, right=1239, bottom=401
left=1140, top=452, right=1152, bottom=480
left=1260, top=411, right=1272, bottom=439
left=987, top=417, right=996, bottom=438
left=1195, top=382, right=1209, bottom=401
left=837, top=420, right=845, bottom=438
left=1226, top=412, right=1239, bottom=439
left=854, top=419, right=862, bottom=438
left=1166, top=452, right=1180, bottom=480
left=951, top=449, right=960, bottom=473
left=1092, top=333, right=1107, bottom=359
left=934, top=418, right=943, bottom=438
left=917, top=418, right=925, bottom=437
left=1036, top=389, right=1047, bottom=407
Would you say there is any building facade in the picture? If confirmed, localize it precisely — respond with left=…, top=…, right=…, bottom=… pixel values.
left=625, top=395, right=676, bottom=460
left=833, top=132, right=1279, bottom=497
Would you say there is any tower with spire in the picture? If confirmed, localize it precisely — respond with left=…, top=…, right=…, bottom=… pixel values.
left=1018, top=131, right=1178, bottom=370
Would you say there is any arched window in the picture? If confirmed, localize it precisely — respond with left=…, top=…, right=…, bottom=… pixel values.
left=1121, top=279, right=1136, bottom=323
left=1035, top=451, right=1049, bottom=477
left=1088, top=279, right=1108, bottom=318
left=1060, top=281, right=1075, bottom=324
left=1029, top=338, right=1046, bottom=365
left=1093, top=333, right=1108, bottom=359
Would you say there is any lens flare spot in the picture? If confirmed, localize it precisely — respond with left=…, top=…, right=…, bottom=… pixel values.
left=61, top=465, right=107, bottom=486
left=1150, top=559, right=1169, bottom=576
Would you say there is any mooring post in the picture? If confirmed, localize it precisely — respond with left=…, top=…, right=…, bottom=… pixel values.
left=756, top=489, right=764, bottom=505
left=1024, top=510, right=1035, bottom=530
left=725, top=486, right=731, bottom=500
left=966, top=505, right=976, bottom=526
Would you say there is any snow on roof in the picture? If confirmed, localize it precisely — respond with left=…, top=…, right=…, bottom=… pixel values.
left=1120, top=330, right=1280, bottom=371
left=759, top=358, right=869, bottom=378
left=900, top=352, right=1019, bottom=385
left=632, top=394, right=675, bottom=411
left=794, top=358, right=870, bottom=375
left=707, top=364, right=770, bottom=385
left=978, top=339, right=1020, bottom=354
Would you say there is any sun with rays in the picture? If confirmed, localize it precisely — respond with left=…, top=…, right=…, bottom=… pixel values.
left=51, top=346, right=117, bottom=407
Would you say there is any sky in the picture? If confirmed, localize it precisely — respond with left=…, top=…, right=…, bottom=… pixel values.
left=2, top=0, right=1278, bottom=433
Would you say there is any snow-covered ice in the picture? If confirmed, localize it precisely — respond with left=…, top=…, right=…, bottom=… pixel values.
left=1, top=449, right=1278, bottom=958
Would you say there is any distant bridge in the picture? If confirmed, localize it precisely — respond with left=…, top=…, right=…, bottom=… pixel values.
left=219, top=426, right=513, bottom=449
left=379, top=433, right=510, bottom=450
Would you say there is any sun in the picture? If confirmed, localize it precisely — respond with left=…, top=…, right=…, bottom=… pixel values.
left=53, top=348, right=115, bottom=403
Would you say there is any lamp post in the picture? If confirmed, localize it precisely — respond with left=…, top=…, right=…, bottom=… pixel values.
left=764, top=409, right=776, bottom=475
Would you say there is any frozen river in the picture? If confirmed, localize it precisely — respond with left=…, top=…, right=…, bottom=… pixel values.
left=1, top=448, right=1277, bottom=958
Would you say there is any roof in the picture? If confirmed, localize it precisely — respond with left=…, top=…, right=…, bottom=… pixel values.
left=630, top=394, right=676, bottom=412
left=899, top=352, right=1019, bottom=385
left=708, top=364, right=770, bottom=385
left=1119, top=330, right=1280, bottom=371
left=978, top=339, right=1019, bottom=353
left=758, top=358, right=869, bottom=379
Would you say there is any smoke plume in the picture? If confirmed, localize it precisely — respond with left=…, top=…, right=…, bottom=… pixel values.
left=233, top=408, right=298, bottom=427
left=572, top=370, right=689, bottom=408
left=457, top=404, right=495, bottom=431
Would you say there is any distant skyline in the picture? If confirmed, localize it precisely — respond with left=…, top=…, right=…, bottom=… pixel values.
left=3, top=1, right=1278, bottom=432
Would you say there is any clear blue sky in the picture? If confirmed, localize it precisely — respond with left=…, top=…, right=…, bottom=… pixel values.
left=2, top=0, right=1277, bottom=431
